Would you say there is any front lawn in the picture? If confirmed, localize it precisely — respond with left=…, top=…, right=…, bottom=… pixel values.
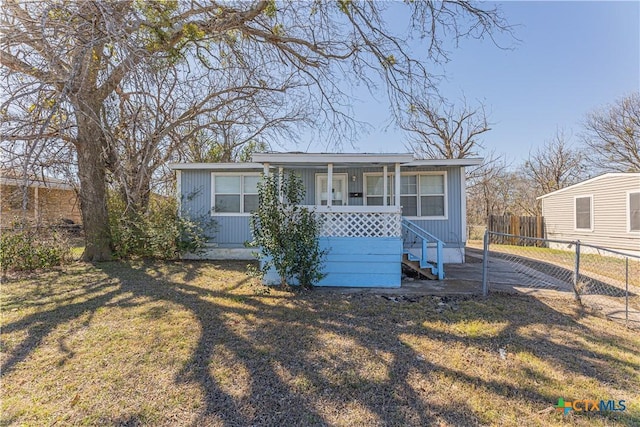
left=1, top=261, right=638, bottom=426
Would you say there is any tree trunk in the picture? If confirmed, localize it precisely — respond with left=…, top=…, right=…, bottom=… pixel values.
left=75, top=102, right=112, bottom=261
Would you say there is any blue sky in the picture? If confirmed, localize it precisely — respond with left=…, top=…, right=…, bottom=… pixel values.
left=305, top=1, right=640, bottom=164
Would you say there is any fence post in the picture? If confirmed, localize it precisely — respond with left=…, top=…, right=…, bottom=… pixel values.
left=625, top=257, right=629, bottom=327
left=482, top=229, right=489, bottom=297
left=573, top=240, right=582, bottom=304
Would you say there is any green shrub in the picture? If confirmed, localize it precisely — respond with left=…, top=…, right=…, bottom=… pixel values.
left=0, top=227, right=71, bottom=273
left=108, top=193, right=214, bottom=260
left=250, top=172, right=327, bottom=288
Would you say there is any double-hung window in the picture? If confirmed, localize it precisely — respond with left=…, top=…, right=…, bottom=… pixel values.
left=364, top=172, right=446, bottom=218
left=574, top=195, right=593, bottom=230
left=365, top=174, right=393, bottom=206
left=419, top=174, right=446, bottom=217
left=212, top=174, right=259, bottom=214
left=629, top=191, right=640, bottom=232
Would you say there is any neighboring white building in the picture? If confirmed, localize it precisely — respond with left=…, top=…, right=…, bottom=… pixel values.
left=538, top=173, right=640, bottom=255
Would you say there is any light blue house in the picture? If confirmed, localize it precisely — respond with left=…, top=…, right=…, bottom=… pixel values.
left=170, top=153, right=481, bottom=287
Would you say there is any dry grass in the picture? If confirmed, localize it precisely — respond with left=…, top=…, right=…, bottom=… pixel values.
left=1, top=261, right=639, bottom=426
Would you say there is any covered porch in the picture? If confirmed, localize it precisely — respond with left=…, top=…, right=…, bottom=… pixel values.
left=252, top=153, right=445, bottom=286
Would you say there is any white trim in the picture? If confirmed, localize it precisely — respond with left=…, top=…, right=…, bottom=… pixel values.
left=176, top=170, right=182, bottom=212
left=303, top=205, right=401, bottom=214
left=395, top=163, right=401, bottom=208
left=538, top=173, right=640, bottom=200
left=460, top=166, right=467, bottom=243
left=315, top=173, right=348, bottom=206
left=383, top=165, right=388, bottom=206
left=252, top=152, right=414, bottom=165
left=574, top=195, right=594, bottom=232
left=363, top=171, right=448, bottom=220
left=211, top=172, right=261, bottom=216
left=327, top=163, right=333, bottom=207
left=169, top=162, right=264, bottom=170
left=627, top=190, right=640, bottom=233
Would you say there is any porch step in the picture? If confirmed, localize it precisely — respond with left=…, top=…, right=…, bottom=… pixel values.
left=402, top=253, right=438, bottom=280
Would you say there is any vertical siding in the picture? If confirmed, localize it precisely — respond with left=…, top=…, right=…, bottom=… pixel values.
left=408, top=167, right=463, bottom=247
left=180, top=169, right=254, bottom=245
left=179, top=165, right=465, bottom=248
left=542, top=174, right=640, bottom=251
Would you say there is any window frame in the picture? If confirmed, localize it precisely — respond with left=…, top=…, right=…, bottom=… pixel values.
left=363, top=171, right=447, bottom=220
left=573, top=195, right=594, bottom=232
left=627, top=190, right=640, bottom=233
left=363, top=172, right=394, bottom=206
left=210, top=172, right=261, bottom=216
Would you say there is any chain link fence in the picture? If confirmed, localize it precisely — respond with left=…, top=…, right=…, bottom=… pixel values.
left=481, top=231, right=640, bottom=328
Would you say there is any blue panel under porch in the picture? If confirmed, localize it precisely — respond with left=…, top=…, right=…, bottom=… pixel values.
left=317, top=236, right=402, bottom=287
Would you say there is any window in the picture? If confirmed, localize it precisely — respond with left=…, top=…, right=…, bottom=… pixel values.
left=315, top=174, right=347, bottom=206
left=575, top=196, right=592, bottom=230
left=365, top=174, right=393, bottom=206
left=629, top=192, right=640, bottom=232
left=419, top=174, right=445, bottom=217
left=212, top=174, right=259, bottom=214
left=363, top=172, right=446, bottom=218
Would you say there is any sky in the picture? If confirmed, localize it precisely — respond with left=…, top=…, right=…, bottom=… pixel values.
left=305, top=1, right=640, bottom=165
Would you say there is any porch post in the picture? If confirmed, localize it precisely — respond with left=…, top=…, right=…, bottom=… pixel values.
left=263, top=162, right=270, bottom=176
left=383, top=165, right=388, bottom=206
left=327, top=163, right=333, bottom=207
left=278, top=166, right=284, bottom=203
left=394, top=163, right=401, bottom=208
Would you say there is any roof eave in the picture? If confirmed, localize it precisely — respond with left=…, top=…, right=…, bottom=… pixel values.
left=168, top=162, right=264, bottom=170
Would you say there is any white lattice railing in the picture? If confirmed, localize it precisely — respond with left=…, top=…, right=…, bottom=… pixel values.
left=304, top=206, right=402, bottom=238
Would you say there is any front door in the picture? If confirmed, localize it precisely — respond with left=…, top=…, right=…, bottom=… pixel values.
left=315, top=174, right=348, bottom=206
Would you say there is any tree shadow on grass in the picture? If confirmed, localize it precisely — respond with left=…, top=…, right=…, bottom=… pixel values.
left=2, top=260, right=639, bottom=426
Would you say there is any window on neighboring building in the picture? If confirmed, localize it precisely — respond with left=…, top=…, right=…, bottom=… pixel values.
left=212, top=174, right=259, bottom=214
left=630, top=192, right=640, bottom=232
left=575, top=196, right=592, bottom=230
left=363, top=172, right=446, bottom=218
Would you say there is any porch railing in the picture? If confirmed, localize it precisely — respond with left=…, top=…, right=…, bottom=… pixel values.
left=401, top=218, right=444, bottom=280
left=304, top=205, right=402, bottom=238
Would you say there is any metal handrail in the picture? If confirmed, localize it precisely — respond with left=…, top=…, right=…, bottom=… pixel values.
left=401, top=218, right=444, bottom=280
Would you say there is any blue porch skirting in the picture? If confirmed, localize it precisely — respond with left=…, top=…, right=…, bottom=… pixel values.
left=317, top=236, right=402, bottom=287
left=263, top=236, right=402, bottom=288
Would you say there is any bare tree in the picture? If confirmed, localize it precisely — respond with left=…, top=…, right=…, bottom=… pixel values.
left=582, top=92, right=640, bottom=172
left=402, top=98, right=491, bottom=159
left=466, top=150, right=511, bottom=224
left=1, top=1, right=510, bottom=260
left=523, top=129, right=586, bottom=195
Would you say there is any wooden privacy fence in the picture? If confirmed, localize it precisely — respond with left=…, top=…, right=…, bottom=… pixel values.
left=488, top=215, right=545, bottom=246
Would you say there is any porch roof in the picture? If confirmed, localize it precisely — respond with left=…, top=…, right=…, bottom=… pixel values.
left=251, top=152, right=414, bottom=167
left=168, top=155, right=485, bottom=170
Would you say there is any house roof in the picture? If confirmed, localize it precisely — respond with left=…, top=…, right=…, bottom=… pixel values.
left=252, top=152, right=414, bottom=165
left=537, top=173, right=640, bottom=200
left=0, top=170, right=76, bottom=190
left=402, top=158, right=483, bottom=167
left=169, top=153, right=484, bottom=169
left=168, top=162, right=264, bottom=170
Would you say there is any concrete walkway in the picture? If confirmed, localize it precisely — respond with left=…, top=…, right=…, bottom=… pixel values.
left=317, top=247, right=639, bottom=328
left=319, top=248, right=573, bottom=298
